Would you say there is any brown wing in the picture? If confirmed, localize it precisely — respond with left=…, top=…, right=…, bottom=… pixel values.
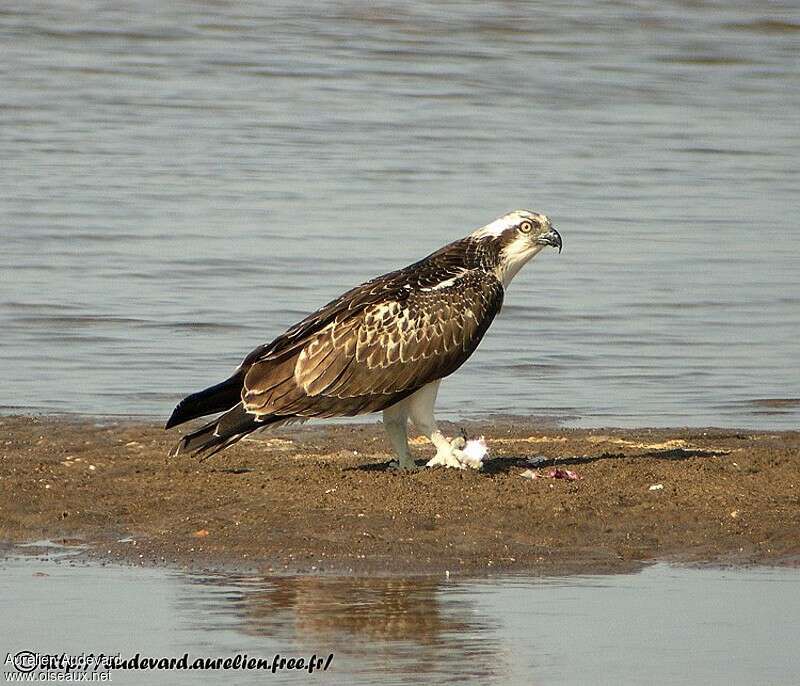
left=241, top=269, right=503, bottom=419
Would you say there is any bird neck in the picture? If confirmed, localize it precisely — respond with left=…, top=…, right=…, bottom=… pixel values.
left=494, top=244, right=544, bottom=288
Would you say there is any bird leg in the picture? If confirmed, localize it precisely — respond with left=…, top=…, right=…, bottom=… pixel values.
left=382, top=404, right=419, bottom=471
left=383, top=382, right=477, bottom=470
left=402, top=381, right=475, bottom=470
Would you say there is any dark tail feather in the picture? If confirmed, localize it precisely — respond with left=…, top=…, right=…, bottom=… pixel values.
left=170, top=404, right=288, bottom=460
left=165, top=371, right=245, bottom=429
left=170, top=403, right=256, bottom=459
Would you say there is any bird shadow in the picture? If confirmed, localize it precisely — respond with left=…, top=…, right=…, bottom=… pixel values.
left=353, top=447, right=728, bottom=475
left=481, top=448, right=728, bottom=475
left=352, top=460, right=425, bottom=473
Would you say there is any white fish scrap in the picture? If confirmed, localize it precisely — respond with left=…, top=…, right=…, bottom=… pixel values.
left=460, top=436, right=489, bottom=469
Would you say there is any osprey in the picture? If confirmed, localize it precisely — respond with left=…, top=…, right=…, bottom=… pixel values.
left=166, top=210, right=562, bottom=470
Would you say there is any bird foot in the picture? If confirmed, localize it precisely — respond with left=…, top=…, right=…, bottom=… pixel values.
left=458, top=450, right=485, bottom=470
left=426, top=436, right=480, bottom=470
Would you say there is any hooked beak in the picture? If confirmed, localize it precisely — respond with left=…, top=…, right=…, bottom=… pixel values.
left=537, top=227, right=562, bottom=253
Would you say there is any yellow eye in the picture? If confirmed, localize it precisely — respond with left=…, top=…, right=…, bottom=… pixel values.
left=520, top=220, right=533, bottom=233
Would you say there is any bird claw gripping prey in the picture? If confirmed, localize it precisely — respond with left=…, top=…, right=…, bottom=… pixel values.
left=426, top=435, right=488, bottom=470
left=426, top=436, right=469, bottom=469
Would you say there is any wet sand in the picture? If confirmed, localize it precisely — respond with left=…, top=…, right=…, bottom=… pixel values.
left=1, top=416, right=798, bottom=575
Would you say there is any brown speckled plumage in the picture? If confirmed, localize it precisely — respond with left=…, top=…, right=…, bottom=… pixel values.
left=166, top=211, right=561, bottom=459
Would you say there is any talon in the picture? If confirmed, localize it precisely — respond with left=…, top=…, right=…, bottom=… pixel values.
left=443, top=453, right=466, bottom=469
left=459, top=454, right=484, bottom=470
left=426, top=451, right=449, bottom=468
left=451, top=448, right=473, bottom=469
left=426, top=445, right=466, bottom=469
left=431, top=438, right=486, bottom=470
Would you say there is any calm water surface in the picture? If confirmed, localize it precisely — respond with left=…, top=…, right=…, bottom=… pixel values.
left=2, top=548, right=799, bottom=685
left=1, top=1, right=799, bottom=427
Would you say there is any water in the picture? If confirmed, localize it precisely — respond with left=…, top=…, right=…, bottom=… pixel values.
left=2, top=547, right=799, bottom=685
left=2, top=1, right=798, bottom=428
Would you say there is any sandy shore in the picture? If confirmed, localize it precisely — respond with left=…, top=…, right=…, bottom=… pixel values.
left=1, top=415, right=798, bottom=576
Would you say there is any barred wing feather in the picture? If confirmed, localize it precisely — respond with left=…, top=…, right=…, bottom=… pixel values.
left=241, top=270, right=503, bottom=419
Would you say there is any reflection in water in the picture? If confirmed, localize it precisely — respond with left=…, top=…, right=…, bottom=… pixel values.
left=4, top=554, right=800, bottom=685
left=189, top=575, right=504, bottom=683
left=178, top=566, right=800, bottom=685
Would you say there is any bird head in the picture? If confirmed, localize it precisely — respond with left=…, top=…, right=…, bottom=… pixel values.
left=471, top=210, right=562, bottom=287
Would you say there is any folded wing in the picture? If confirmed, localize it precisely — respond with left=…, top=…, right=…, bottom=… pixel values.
left=241, top=269, right=504, bottom=419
